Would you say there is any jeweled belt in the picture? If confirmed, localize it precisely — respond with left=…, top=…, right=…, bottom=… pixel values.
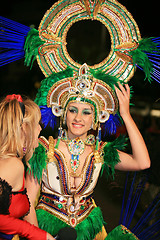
left=36, top=191, right=95, bottom=227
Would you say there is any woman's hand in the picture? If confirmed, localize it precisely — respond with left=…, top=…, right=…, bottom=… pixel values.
left=47, top=233, right=56, bottom=240
left=115, top=83, right=130, bottom=119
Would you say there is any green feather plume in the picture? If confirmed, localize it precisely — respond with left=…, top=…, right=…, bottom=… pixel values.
left=101, top=135, right=127, bottom=179
left=135, top=38, right=159, bottom=53
left=27, top=143, right=47, bottom=184
left=90, top=68, right=121, bottom=89
left=129, top=38, right=159, bottom=82
left=130, top=49, right=152, bottom=82
left=24, top=28, right=45, bottom=68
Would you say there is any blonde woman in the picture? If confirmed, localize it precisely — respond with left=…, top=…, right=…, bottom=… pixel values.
left=0, top=94, right=55, bottom=240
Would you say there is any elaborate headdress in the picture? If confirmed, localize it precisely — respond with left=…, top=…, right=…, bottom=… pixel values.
left=36, top=63, right=118, bottom=131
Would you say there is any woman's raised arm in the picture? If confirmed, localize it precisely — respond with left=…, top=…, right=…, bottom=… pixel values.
left=115, top=83, right=151, bottom=171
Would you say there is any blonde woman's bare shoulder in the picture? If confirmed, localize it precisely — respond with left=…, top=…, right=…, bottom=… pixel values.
left=0, top=157, right=24, bottom=191
left=0, top=156, right=24, bottom=169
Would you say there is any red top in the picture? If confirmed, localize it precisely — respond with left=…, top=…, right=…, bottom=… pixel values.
left=9, top=174, right=30, bottom=219
left=0, top=175, right=47, bottom=240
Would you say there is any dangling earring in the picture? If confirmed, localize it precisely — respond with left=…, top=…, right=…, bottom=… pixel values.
left=96, top=122, right=101, bottom=151
left=23, top=145, right=26, bottom=156
left=55, top=117, right=63, bottom=149
left=23, top=135, right=27, bottom=156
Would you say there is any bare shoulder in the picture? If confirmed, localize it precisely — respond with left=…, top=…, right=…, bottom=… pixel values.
left=0, top=157, right=24, bottom=190
left=0, top=157, right=24, bottom=171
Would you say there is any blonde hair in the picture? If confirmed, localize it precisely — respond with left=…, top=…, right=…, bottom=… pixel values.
left=0, top=96, right=41, bottom=161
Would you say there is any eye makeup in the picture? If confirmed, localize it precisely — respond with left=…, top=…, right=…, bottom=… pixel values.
left=68, top=106, right=78, bottom=113
left=82, top=108, right=92, bottom=115
left=68, top=104, right=93, bottom=116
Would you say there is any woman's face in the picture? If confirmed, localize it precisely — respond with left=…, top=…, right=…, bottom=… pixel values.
left=66, top=102, right=93, bottom=139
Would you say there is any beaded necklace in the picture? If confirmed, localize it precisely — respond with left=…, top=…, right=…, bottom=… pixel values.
left=61, top=130, right=95, bottom=174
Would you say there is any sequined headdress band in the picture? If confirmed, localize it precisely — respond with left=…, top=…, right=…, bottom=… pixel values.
left=46, top=63, right=118, bottom=129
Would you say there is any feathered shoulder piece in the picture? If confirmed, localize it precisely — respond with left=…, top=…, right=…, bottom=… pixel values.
left=0, top=178, right=12, bottom=214
left=27, top=136, right=49, bottom=184
left=100, top=135, right=127, bottom=179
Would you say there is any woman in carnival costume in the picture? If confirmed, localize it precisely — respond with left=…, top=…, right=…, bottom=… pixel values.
left=1, top=0, right=160, bottom=239
left=0, top=94, right=55, bottom=240
left=24, top=63, right=150, bottom=240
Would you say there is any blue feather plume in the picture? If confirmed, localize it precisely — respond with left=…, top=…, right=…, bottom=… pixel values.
left=146, top=37, right=160, bottom=84
left=40, top=106, right=58, bottom=129
left=0, top=16, right=30, bottom=66
left=134, top=37, right=160, bottom=83
left=119, top=171, right=160, bottom=239
left=119, top=172, right=147, bottom=228
left=131, top=192, right=160, bottom=239
left=102, top=114, right=121, bottom=136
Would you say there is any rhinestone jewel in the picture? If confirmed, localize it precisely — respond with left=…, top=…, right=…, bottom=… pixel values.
left=68, top=138, right=85, bottom=156
left=80, top=82, right=85, bottom=88
left=70, top=205, right=75, bottom=213
left=69, top=217, right=77, bottom=227
left=59, top=196, right=64, bottom=202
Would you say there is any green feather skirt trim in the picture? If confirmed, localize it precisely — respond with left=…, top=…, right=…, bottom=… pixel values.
left=36, top=206, right=105, bottom=240
left=106, top=225, right=139, bottom=240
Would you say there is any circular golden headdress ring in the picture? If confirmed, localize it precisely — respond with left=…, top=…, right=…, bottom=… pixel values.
left=37, top=0, right=141, bottom=82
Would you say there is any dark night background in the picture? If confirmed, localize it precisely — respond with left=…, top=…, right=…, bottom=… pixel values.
left=1, top=0, right=160, bottom=233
